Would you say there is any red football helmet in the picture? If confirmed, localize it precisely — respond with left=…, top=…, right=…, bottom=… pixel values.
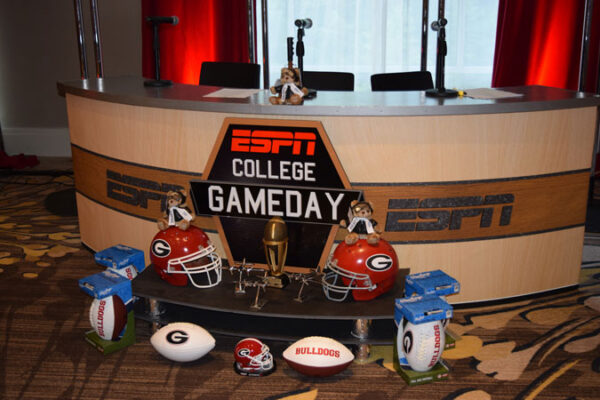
left=150, top=226, right=222, bottom=288
left=233, top=338, right=275, bottom=376
left=322, top=238, right=398, bottom=301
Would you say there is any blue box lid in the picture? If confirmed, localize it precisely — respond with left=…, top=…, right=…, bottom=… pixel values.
left=79, top=269, right=132, bottom=305
left=94, top=245, right=145, bottom=273
left=405, top=269, right=460, bottom=297
left=394, top=294, right=453, bottom=324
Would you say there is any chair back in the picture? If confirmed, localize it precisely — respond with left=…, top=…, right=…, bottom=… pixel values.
left=302, top=71, right=355, bottom=91
left=370, top=71, right=434, bottom=91
left=199, top=61, right=261, bottom=89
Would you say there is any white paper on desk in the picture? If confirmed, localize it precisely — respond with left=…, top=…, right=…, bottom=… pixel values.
left=203, top=88, right=262, bottom=98
left=464, top=88, right=523, bottom=99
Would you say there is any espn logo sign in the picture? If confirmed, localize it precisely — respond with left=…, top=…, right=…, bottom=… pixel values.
left=385, top=194, right=514, bottom=232
left=231, top=129, right=316, bottom=156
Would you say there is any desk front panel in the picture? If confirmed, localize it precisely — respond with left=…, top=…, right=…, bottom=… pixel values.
left=66, top=94, right=596, bottom=302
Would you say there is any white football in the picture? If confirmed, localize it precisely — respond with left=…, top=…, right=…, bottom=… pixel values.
left=150, top=322, right=215, bottom=362
left=89, top=295, right=128, bottom=341
left=283, top=336, right=354, bottom=377
left=107, top=265, right=138, bottom=280
left=399, top=319, right=445, bottom=372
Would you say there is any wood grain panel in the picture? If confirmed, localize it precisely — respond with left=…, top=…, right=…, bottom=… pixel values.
left=66, top=95, right=597, bottom=182
left=66, top=95, right=221, bottom=173
left=74, top=144, right=587, bottom=244
left=391, top=227, right=584, bottom=303
left=72, top=145, right=215, bottom=231
left=65, top=94, right=596, bottom=302
left=75, top=191, right=583, bottom=303
left=322, top=107, right=597, bottom=182
left=354, top=171, right=589, bottom=243
left=75, top=193, right=227, bottom=267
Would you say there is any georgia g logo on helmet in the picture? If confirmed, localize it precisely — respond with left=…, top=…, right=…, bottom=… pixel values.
left=237, top=348, right=251, bottom=357
left=366, top=254, right=393, bottom=272
left=151, top=239, right=171, bottom=258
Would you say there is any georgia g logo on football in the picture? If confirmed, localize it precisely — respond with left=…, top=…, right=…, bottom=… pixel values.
left=166, top=330, right=189, bottom=344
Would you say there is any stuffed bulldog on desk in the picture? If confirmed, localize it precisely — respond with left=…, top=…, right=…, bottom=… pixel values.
left=269, top=67, right=309, bottom=105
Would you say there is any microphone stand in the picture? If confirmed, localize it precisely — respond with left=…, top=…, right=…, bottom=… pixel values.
left=296, top=23, right=317, bottom=99
left=425, top=0, right=457, bottom=98
left=144, top=18, right=172, bottom=87
left=296, top=25, right=305, bottom=84
left=287, top=37, right=294, bottom=71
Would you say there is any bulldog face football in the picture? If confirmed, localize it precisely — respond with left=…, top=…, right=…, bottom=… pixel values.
left=282, top=336, right=354, bottom=377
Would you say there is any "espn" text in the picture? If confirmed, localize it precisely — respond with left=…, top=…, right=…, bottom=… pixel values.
left=231, top=129, right=316, bottom=156
left=385, top=194, right=514, bottom=232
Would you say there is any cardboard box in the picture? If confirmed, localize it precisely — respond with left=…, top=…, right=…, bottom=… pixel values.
left=94, top=244, right=146, bottom=276
left=395, top=295, right=454, bottom=368
left=394, top=295, right=453, bottom=324
left=405, top=269, right=460, bottom=297
left=84, top=311, right=136, bottom=355
left=393, top=340, right=450, bottom=386
left=79, top=269, right=132, bottom=308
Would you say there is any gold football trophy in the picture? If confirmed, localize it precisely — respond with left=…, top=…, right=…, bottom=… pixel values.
left=263, top=216, right=290, bottom=288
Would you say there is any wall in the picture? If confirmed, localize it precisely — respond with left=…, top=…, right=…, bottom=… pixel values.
left=0, top=1, right=141, bottom=157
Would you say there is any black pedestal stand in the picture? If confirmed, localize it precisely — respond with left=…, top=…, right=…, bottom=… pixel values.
left=425, top=0, right=457, bottom=98
left=144, top=19, right=173, bottom=88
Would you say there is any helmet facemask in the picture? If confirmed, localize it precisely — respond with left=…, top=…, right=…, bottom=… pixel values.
left=166, top=243, right=222, bottom=288
left=322, top=257, right=376, bottom=302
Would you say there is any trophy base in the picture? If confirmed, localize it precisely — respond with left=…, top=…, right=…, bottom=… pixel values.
left=264, top=274, right=290, bottom=289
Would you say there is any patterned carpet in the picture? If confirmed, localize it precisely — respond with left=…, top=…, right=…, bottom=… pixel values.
left=0, top=170, right=599, bottom=400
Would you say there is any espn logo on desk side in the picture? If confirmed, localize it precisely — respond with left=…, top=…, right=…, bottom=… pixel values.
left=231, top=129, right=316, bottom=156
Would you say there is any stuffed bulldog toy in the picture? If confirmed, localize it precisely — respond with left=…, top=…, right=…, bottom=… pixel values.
left=157, top=190, right=195, bottom=231
left=269, top=67, right=309, bottom=105
left=339, top=200, right=381, bottom=245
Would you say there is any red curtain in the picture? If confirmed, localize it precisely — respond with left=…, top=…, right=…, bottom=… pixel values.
left=142, top=0, right=251, bottom=85
left=492, top=0, right=600, bottom=92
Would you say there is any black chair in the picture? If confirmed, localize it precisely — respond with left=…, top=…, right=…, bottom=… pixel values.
left=199, top=61, right=261, bottom=89
left=370, top=71, right=434, bottom=91
left=301, top=71, right=355, bottom=91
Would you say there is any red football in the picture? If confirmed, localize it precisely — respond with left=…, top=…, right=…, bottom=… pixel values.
left=88, top=295, right=128, bottom=341
left=282, top=336, right=354, bottom=377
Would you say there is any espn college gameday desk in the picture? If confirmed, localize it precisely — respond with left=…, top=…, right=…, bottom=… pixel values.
left=59, top=77, right=600, bottom=321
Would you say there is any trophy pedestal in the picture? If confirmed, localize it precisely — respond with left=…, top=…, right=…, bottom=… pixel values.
left=264, top=274, right=290, bottom=289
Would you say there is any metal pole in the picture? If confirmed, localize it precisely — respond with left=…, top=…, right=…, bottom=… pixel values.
left=152, top=23, right=161, bottom=81
left=597, top=44, right=600, bottom=94
left=351, top=319, right=372, bottom=363
left=73, top=0, right=89, bottom=79
left=421, top=0, right=429, bottom=72
left=247, top=0, right=256, bottom=64
left=261, top=0, right=270, bottom=88
left=579, top=0, right=594, bottom=92
left=436, top=0, right=445, bottom=90
left=89, top=0, right=104, bottom=78
left=0, top=122, right=5, bottom=153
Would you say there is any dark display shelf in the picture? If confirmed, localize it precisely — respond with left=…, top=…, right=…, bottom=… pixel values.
left=132, top=266, right=408, bottom=344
